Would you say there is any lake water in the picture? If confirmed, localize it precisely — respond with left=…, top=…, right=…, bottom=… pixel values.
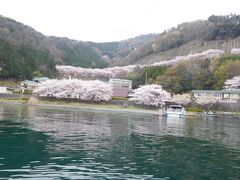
left=0, top=104, right=240, bottom=179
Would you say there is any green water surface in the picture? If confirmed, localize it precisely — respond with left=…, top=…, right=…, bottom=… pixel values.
left=0, top=104, right=240, bottom=179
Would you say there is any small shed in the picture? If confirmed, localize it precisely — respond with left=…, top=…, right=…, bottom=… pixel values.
left=0, top=86, right=14, bottom=94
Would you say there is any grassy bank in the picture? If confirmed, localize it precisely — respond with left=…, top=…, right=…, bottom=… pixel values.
left=0, top=96, right=239, bottom=116
left=0, top=96, right=159, bottom=115
left=35, top=99, right=147, bottom=111
left=0, top=96, right=29, bottom=103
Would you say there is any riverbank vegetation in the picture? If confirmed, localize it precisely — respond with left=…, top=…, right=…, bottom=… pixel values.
left=186, top=107, right=204, bottom=112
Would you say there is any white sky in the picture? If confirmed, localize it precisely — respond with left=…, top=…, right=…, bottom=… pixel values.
left=0, top=0, right=239, bottom=42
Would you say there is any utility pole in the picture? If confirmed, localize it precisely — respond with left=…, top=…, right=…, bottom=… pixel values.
left=145, top=72, right=148, bottom=85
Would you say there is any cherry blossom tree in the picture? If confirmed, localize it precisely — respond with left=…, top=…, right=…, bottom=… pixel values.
left=231, top=48, right=240, bottom=55
left=224, top=76, right=240, bottom=89
left=129, top=84, right=171, bottom=106
left=171, top=94, right=191, bottom=105
left=195, top=96, right=219, bottom=111
left=34, top=79, right=113, bottom=102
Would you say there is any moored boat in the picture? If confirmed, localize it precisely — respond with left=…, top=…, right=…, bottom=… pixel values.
left=201, top=111, right=217, bottom=117
left=160, top=105, right=186, bottom=117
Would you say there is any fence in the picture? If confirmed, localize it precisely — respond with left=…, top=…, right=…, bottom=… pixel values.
left=188, top=101, right=240, bottom=112
left=0, top=93, right=30, bottom=99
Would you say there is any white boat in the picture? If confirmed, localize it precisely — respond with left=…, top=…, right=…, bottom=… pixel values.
left=201, top=111, right=217, bottom=117
left=161, top=105, right=186, bottom=117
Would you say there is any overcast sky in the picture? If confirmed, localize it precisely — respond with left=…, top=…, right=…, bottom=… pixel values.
left=0, top=0, right=239, bottom=42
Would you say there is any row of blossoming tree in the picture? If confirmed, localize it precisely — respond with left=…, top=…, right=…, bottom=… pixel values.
left=56, top=48, right=235, bottom=80
left=34, top=79, right=113, bottom=102
left=34, top=80, right=174, bottom=106
left=34, top=76, right=239, bottom=107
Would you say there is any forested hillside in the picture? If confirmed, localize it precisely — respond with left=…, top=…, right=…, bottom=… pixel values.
left=88, top=33, right=159, bottom=64
left=0, top=14, right=240, bottom=81
left=0, top=15, right=107, bottom=79
left=49, top=37, right=107, bottom=68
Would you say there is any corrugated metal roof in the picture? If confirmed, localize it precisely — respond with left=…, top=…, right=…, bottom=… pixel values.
left=33, top=77, right=49, bottom=81
left=109, top=78, right=132, bottom=83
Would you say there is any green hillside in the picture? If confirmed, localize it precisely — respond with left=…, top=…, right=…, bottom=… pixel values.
left=49, top=37, right=107, bottom=68
left=0, top=15, right=107, bottom=79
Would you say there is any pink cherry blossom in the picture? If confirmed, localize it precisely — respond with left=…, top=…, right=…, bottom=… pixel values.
left=34, top=79, right=113, bottom=102
left=224, top=76, right=240, bottom=89
left=129, top=84, right=171, bottom=106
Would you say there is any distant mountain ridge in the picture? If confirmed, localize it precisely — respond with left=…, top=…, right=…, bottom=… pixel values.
left=0, top=14, right=239, bottom=79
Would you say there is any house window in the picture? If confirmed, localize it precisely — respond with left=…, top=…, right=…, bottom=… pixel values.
left=223, top=93, right=230, bottom=99
left=214, top=93, right=221, bottom=97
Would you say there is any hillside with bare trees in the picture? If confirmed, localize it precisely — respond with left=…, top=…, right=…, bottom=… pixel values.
left=0, top=14, right=240, bottom=80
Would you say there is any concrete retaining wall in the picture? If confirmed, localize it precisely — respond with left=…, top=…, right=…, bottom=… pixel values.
left=35, top=96, right=161, bottom=110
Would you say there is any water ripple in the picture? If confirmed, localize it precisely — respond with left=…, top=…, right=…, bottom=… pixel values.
left=0, top=105, right=240, bottom=179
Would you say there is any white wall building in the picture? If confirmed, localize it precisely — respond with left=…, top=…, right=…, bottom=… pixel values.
left=109, top=78, right=132, bottom=98
left=192, top=90, right=240, bottom=103
left=0, top=86, right=14, bottom=94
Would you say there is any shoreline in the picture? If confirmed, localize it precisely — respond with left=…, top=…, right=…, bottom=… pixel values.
left=0, top=100, right=159, bottom=116
left=0, top=99, right=239, bottom=116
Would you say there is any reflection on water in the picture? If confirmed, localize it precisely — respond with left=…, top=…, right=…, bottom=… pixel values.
left=159, top=116, right=186, bottom=136
left=0, top=104, right=240, bottom=179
